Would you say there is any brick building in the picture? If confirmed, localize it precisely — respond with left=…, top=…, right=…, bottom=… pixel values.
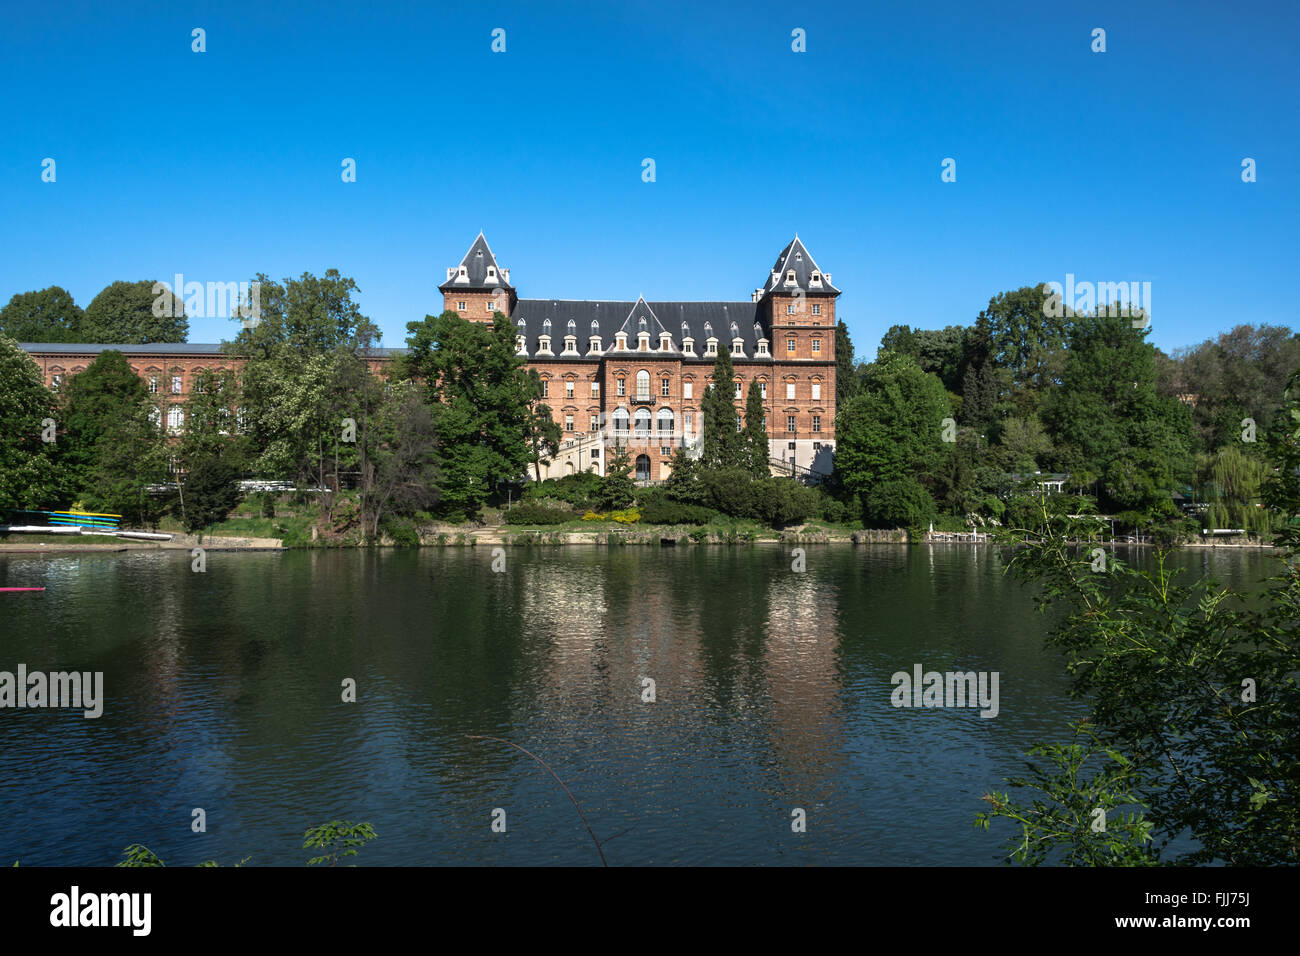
left=438, top=233, right=839, bottom=481
left=20, top=233, right=839, bottom=482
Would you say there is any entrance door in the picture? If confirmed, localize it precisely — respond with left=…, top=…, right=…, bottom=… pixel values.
left=635, top=454, right=651, bottom=481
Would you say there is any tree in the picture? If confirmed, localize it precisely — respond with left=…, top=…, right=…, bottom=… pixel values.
left=701, top=345, right=740, bottom=470
left=1041, top=310, right=1191, bottom=515
left=0, top=287, right=84, bottom=343
left=525, top=394, right=561, bottom=483
left=834, top=353, right=953, bottom=506
left=835, top=320, right=857, bottom=409
left=864, top=477, right=935, bottom=529
left=403, top=310, right=534, bottom=517
left=60, top=350, right=162, bottom=493
left=365, top=382, right=439, bottom=537
left=982, top=284, right=1068, bottom=414
left=180, top=368, right=246, bottom=473
left=181, top=456, right=242, bottom=534
left=82, top=281, right=188, bottom=344
left=741, top=379, right=769, bottom=477
left=0, top=335, right=64, bottom=510
left=597, top=440, right=635, bottom=510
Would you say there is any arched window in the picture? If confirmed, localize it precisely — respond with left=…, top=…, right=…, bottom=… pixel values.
left=657, top=408, right=674, bottom=434
left=681, top=321, right=689, bottom=338
left=638, top=316, right=647, bottom=330
left=542, top=318, right=551, bottom=333
left=567, top=319, right=576, bottom=333
left=635, top=454, right=651, bottom=481
left=703, top=322, right=713, bottom=338
left=635, top=370, right=650, bottom=400
left=730, top=321, right=739, bottom=337
left=613, top=407, right=630, bottom=433
left=634, top=408, right=651, bottom=435
left=591, top=319, right=600, bottom=334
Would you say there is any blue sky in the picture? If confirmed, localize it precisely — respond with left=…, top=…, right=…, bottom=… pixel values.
left=1, top=0, right=1296, bottom=357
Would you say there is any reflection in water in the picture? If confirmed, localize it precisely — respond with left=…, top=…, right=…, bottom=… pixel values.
left=0, top=545, right=1279, bottom=866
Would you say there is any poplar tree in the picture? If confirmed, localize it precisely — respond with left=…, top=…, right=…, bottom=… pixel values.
left=701, top=345, right=740, bottom=470
left=741, top=379, right=769, bottom=477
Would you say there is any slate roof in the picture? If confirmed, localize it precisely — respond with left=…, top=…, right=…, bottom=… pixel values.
left=761, top=237, right=840, bottom=296
left=510, top=299, right=772, bottom=362
left=437, top=232, right=513, bottom=293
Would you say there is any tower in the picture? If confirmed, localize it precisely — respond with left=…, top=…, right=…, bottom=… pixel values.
left=438, top=232, right=517, bottom=320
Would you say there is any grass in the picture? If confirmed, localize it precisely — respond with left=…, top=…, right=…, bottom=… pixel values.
left=0, top=533, right=128, bottom=546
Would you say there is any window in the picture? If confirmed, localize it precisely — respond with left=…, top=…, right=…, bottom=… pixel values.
left=613, top=408, right=630, bottom=433
left=485, top=302, right=494, bottom=312
left=706, top=341, right=717, bottom=356
left=661, top=379, right=670, bottom=397
left=657, top=409, right=673, bottom=433
left=760, top=383, right=767, bottom=399
left=812, top=383, right=821, bottom=400
left=787, top=339, right=796, bottom=352
left=812, top=304, right=821, bottom=315
left=786, top=304, right=795, bottom=315
left=812, top=415, right=822, bottom=432
left=172, top=376, right=182, bottom=394
left=590, top=447, right=599, bottom=459
left=635, top=370, right=650, bottom=400
left=565, top=415, right=574, bottom=432
left=457, top=300, right=466, bottom=311
left=590, top=414, right=599, bottom=432
left=683, top=382, right=693, bottom=399
left=634, top=408, right=651, bottom=436
left=167, top=407, right=184, bottom=431
left=812, top=339, right=821, bottom=353
left=591, top=382, right=600, bottom=397
left=735, top=414, right=742, bottom=432
left=565, top=381, right=574, bottom=399
left=617, top=378, right=625, bottom=396
left=540, top=380, right=549, bottom=398
left=684, top=413, right=694, bottom=433
left=787, top=415, right=796, bottom=432
left=51, top=373, right=62, bottom=389
left=660, top=446, right=670, bottom=456
left=734, top=382, right=742, bottom=399
left=786, top=383, right=795, bottom=400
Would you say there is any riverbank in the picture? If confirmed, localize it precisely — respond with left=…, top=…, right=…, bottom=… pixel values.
left=2, top=527, right=1279, bottom=550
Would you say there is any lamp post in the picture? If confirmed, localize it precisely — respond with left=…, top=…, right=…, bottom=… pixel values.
left=790, top=422, right=798, bottom=477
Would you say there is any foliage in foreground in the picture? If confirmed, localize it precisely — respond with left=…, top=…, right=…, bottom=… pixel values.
left=109, top=820, right=376, bottom=868
left=978, top=380, right=1300, bottom=864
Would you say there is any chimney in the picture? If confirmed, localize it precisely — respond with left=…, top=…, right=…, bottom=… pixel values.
left=503, top=268, right=510, bottom=283
left=446, top=268, right=455, bottom=281
left=825, top=272, right=831, bottom=284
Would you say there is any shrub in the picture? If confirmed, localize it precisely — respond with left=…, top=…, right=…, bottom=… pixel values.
left=260, top=492, right=276, bottom=519
left=503, top=501, right=572, bottom=525
left=639, top=498, right=715, bottom=525
left=609, top=508, right=640, bottom=524
left=863, top=478, right=935, bottom=530
left=379, top=515, right=420, bottom=547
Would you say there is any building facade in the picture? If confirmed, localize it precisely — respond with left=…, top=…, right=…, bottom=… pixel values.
left=437, top=233, right=838, bottom=481
left=20, top=234, right=839, bottom=481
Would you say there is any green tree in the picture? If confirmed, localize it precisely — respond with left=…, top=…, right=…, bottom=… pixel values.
left=365, top=381, right=439, bottom=537
left=525, top=395, right=562, bottom=483
left=834, top=353, right=952, bottom=507
left=598, top=440, right=636, bottom=510
left=1042, top=310, right=1191, bottom=515
left=403, top=310, right=534, bottom=517
left=60, top=350, right=164, bottom=495
left=181, top=456, right=242, bottom=534
left=0, top=335, right=65, bottom=510
left=983, top=284, right=1068, bottom=414
left=741, top=379, right=769, bottom=477
left=701, top=345, right=740, bottom=470
left=82, top=280, right=188, bottom=344
left=835, top=319, right=857, bottom=409
left=0, top=287, right=85, bottom=343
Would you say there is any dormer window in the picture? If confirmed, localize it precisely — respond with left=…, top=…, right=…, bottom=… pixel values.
left=591, top=319, right=600, bottom=334
left=786, top=270, right=796, bottom=283
left=681, top=321, right=689, bottom=338
left=542, top=319, right=552, bottom=333
left=795, top=252, right=802, bottom=262
left=486, top=266, right=497, bottom=280
left=731, top=337, right=745, bottom=357
left=753, top=322, right=762, bottom=336
left=810, top=271, right=822, bottom=284
left=682, top=337, right=695, bottom=356
left=516, top=335, right=527, bottom=354
left=730, top=321, right=739, bottom=337
left=517, top=317, right=526, bottom=329
left=567, top=319, right=576, bottom=333
left=705, top=338, right=718, bottom=356
left=537, top=334, right=553, bottom=355
left=458, top=265, right=468, bottom=279
left=638, top=316, right=647, bottom=330
left=703, top=322, right=713, bottom=338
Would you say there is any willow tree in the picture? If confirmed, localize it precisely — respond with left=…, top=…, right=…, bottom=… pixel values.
left=1197, top=446, right=1273, bottom=535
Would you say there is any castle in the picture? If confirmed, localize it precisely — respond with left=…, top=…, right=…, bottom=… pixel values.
left=20, top=234, right=840, bottom=482
left=436, top=234, right=839, bottom=480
